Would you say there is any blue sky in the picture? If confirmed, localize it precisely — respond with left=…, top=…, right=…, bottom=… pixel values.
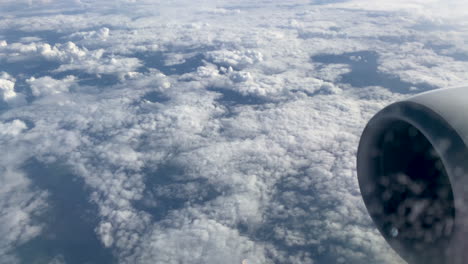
left=1, top=1, right=468, bottom=263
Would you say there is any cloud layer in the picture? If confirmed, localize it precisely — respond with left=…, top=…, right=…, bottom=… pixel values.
left=1, top=1, right=468, bottom=263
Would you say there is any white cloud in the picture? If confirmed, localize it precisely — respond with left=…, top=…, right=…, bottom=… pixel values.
left=378, top=42, right=468, bottom=88
left=0, top=72, right=17, bottom=102
left=331, top=0, right=468, bottom=20
left=133, top=218, right=267, bottom=264
left=1, top=0, right=467, bottom=263
left=206, top=49, right=264, bottom=69
left=0, top=120, right=49, bottom=262
left=27, top=75, right=76, bottom=97
left=0, top=72, right=26, bottom=107
left=0, top=41, right=142, bottom=77
left=70, top=27, right=110, bottom=41
left=97, top=222, right=114, bottom=247
left=0, top=119, right=27, bottom=136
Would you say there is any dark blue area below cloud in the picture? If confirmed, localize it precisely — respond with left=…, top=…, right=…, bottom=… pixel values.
left=425, top=43, right=468, bottom=62
left=52, top=70, right=120, bottom=87
left=135, top=52, right=205, bottom=76
left=312, top=51, right=435, bottom=93
left=249, top=174, right=368, bottom=264
left=142, top=91, right=170, bottom=103
left=0, top=58, right=61, bottom=77
left=0, top=29, right=65, bottom=45
left=134, top=164, right=222, bottom=222
left=208, top=87, right=269, bottom=106
left=16, top=159, right=115, bottom=264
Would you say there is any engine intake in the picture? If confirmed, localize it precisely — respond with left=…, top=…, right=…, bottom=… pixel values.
left=357, top=87, right=468, bottom=264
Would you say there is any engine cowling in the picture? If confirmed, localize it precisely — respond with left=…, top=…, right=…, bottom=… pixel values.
left=357, top=86, right=468, bottom=264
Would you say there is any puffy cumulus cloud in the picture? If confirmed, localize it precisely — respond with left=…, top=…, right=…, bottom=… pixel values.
left=0, top=175, right=46, bottom=263
left=70, top=27, right=110, bottom=41
left=182, top=62, right=340, bottom=102
left=0, top=119, right=49, bottom=262
left=140, top=89, right=402, bottom=263
left=234, top=71, right=341, bottom=98
left=125, top=70, right=172, bottom=92
left=0, top=170, right=46, bottom=244
left=0, top=72, right=25, bottom=107
left=206, top=50, right=264, bottom=69
left=41, top=42, right=142, bottom=76
left=0, top=119, right=27, bottom=136
left=55, top=55, right=142, bottom=76
left=0, top=41, right=141, bottom=77
left=27, top=75, right=76, bottom=97
left=0, top=41, right=82, bottom=61
left=133, top=218, right=267, bottom=264
left=0, top=84, right=150, bottom=261
left=97, top=222, right=114, bottom=248
left=378, top=42, right=468, bottom=89
left=0, top=72, right=17, bottom=102
left=41, top=41, right=89, bottom=62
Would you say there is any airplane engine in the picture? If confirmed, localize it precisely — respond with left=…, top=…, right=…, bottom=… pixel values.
left=357, top=87, right=468, bottom=264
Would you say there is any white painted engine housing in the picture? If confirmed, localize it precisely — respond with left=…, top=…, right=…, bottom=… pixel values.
left=357, top=87, right=468, bottom=264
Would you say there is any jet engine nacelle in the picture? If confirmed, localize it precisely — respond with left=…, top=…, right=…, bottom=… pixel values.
left=357, top=87, right=468, bottom=264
